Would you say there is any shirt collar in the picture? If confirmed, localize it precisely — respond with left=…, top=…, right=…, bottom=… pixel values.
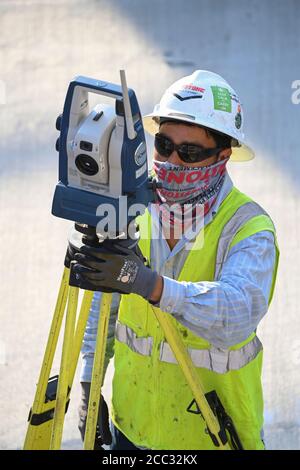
left=206, top=171, right=233, bottom=222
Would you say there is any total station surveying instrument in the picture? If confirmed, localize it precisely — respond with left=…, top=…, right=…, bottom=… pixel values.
left=24, top=71, right=243, bottom=450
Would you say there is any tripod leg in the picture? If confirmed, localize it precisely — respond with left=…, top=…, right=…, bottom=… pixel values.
left=50, top=286, right=79, bottom=449
left=70, top=290, right=94, bottom=383
left=84, top=293, right=112, bottom=450
left=150, top=306, right=231, bottom=450
left=24, top=267, right=69, bottom=450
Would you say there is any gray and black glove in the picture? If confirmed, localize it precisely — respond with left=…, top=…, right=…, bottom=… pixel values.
left=72, top=243, right=158, bottom=300
left=78, top=382, right=112, bottom=449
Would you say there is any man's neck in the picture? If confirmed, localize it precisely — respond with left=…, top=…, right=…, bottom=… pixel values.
left=165, top=227, right=180, bottom=251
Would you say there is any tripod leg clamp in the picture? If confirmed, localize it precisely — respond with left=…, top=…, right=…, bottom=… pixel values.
left=187, top=390, right=244, bottom=450
left=28, top=375, right=70, bottom=426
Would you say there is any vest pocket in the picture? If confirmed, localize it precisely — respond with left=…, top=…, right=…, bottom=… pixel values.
left=118, top=293, right=150, bottom=335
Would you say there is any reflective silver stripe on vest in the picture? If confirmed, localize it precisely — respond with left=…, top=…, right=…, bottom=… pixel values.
left=116, top=321, right=263, bottom=373
left=159, top=335, right=263, bottom=374
left=214, top=201, right=269, bottom=281
left=115, top=321, right=153, bottom=356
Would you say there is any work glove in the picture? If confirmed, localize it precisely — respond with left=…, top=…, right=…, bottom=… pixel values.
left=78, top=382, right=112, bottom=449
left=71, top=242, right=159, bottom=300
left=66, top=238, right=125, bottom=293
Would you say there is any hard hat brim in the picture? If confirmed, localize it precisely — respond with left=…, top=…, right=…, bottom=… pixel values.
left=143, top=114, right=255, bottom=162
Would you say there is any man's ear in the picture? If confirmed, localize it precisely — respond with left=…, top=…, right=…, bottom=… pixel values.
left=218, top=148, right=232, bottom=161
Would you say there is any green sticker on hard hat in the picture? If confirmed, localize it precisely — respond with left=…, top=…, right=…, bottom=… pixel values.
left=211, top=86, right=232, bottom=112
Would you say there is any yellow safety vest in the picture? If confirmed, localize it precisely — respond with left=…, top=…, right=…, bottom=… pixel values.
left=111, top=187, right=279, bottom=450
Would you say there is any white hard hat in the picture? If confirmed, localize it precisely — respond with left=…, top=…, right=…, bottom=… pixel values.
left=143, top=70, right=254, bottom=162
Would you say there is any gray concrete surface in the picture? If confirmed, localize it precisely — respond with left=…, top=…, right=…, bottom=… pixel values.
left=0, top=0, right=299, bottom=450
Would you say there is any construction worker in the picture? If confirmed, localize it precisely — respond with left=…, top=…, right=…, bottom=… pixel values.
left=74, top=70, right=279, bottom=450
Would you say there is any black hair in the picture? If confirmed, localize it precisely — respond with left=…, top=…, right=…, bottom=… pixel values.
left=204, top=128, right=232, bottom=149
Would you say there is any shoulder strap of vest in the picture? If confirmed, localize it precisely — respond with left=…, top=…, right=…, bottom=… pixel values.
left=214, top=201, right=274, bottom=280
left=136, top=209, right=151, bottom=260
left=214, top=201, right=279, bottom=305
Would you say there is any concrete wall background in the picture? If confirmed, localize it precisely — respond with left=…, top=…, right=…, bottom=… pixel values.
left=0, top=0, right=299, bottom=449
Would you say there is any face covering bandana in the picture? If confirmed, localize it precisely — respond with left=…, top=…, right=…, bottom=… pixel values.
left=152, top=158, right=229, bottom=236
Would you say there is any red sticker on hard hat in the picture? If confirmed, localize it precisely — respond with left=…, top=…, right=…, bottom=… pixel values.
left=174, top=83, right=205, bottom=101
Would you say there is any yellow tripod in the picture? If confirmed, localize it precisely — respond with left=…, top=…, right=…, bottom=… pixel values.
left=24, top=261, right=235, bottom=450
left=23, top=266, right=112, bottom=450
